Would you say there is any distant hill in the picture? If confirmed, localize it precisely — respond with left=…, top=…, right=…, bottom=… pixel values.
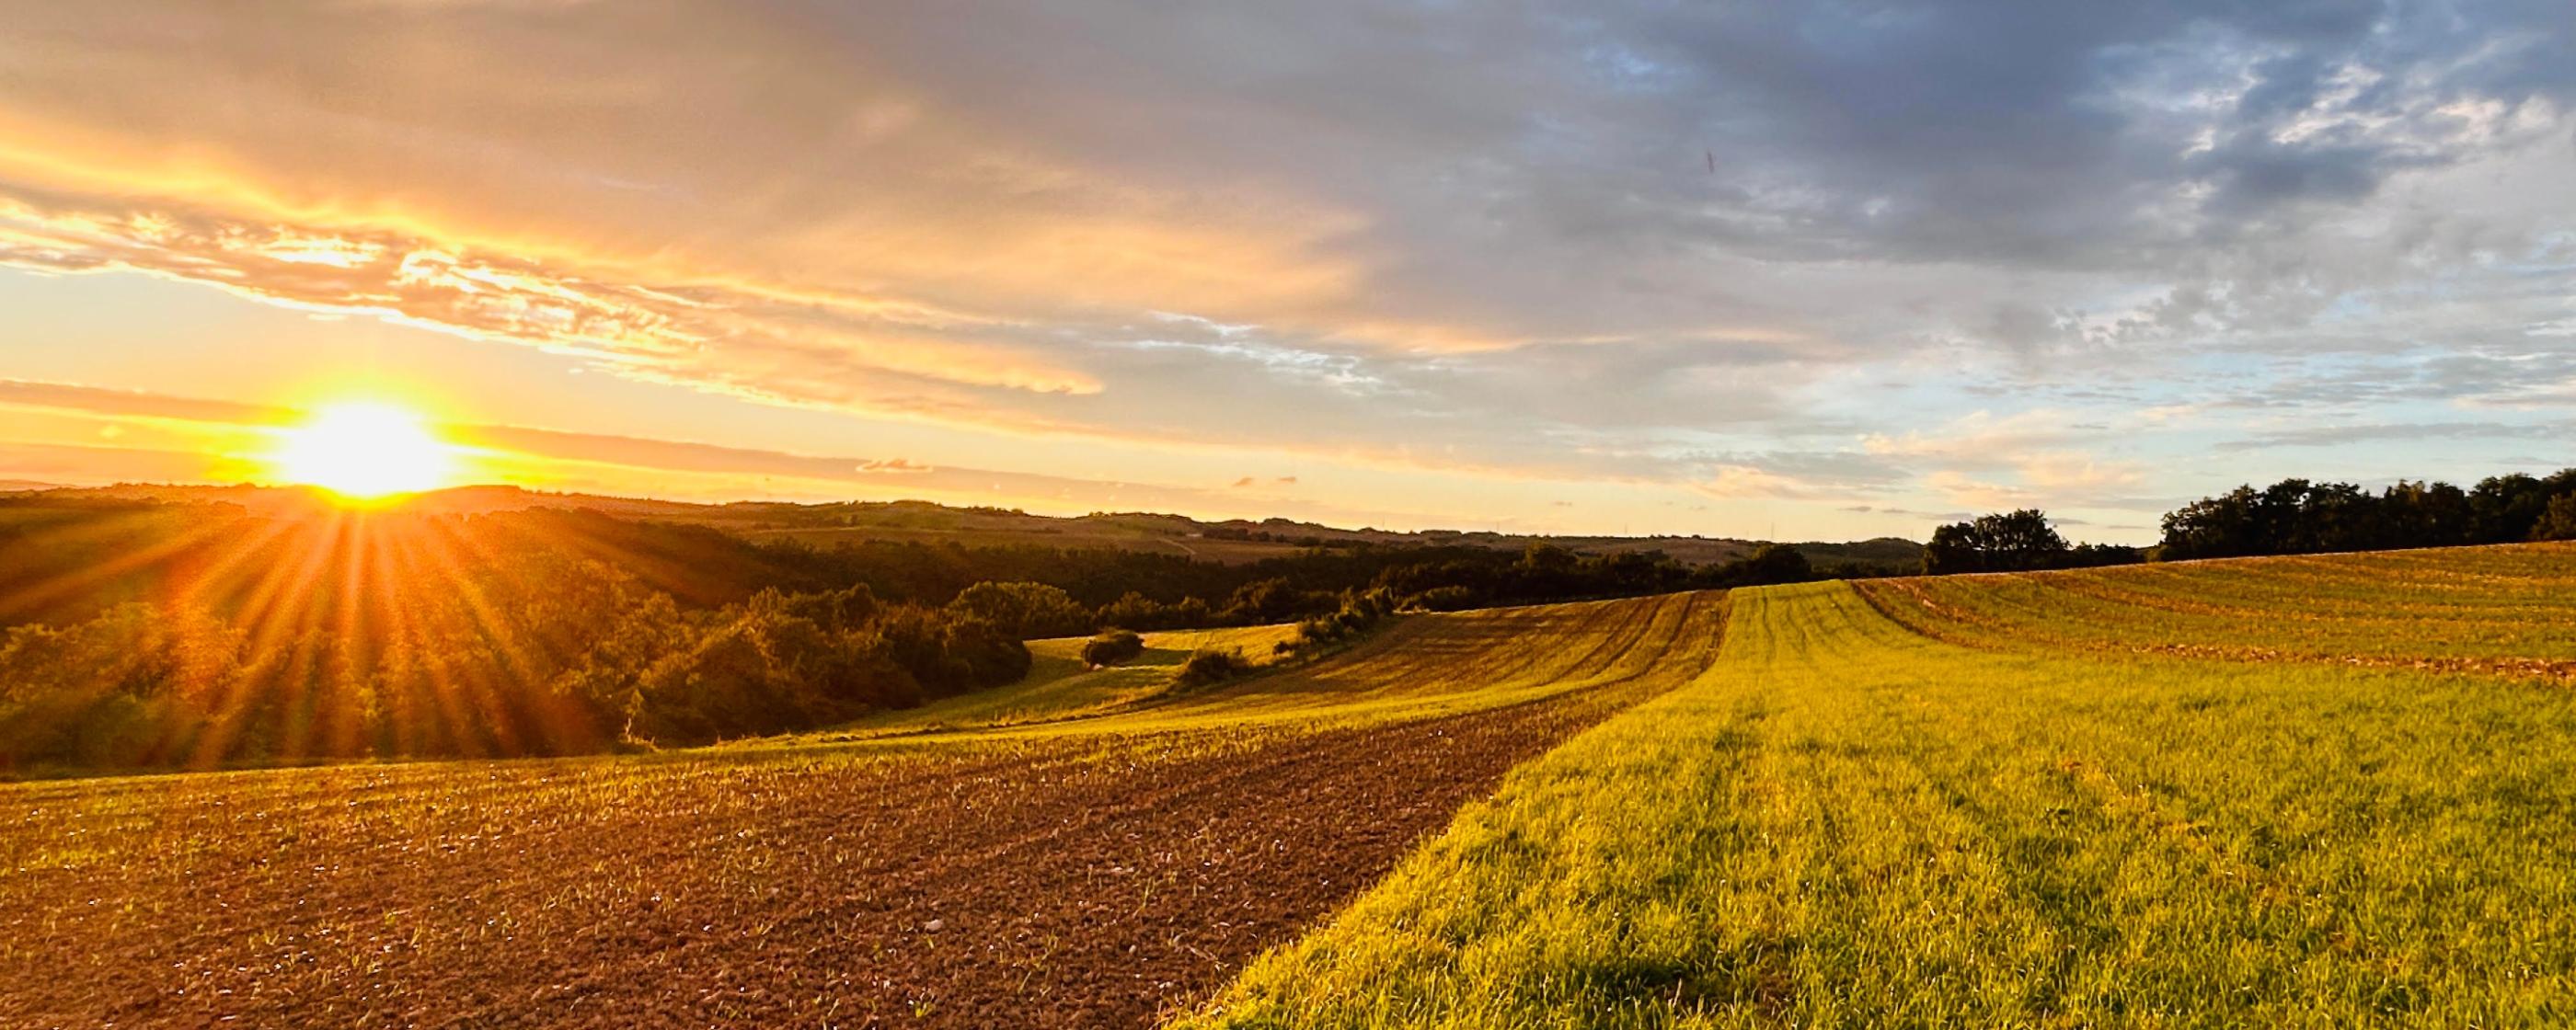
left=707, top=503, right=1923, bottom=569
left=28, top=482, right=709, bottom=519
left=13, top=483, right=1924, bottom=568
left=0, top=490, right=812, bottom=629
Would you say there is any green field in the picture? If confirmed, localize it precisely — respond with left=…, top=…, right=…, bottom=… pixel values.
left=1856, top=544, right=2576, bottom=675
left=1184, top=544, right=2576, bottom=1027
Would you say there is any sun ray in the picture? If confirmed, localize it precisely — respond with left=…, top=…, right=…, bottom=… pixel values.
left=0, top=508, right=254, bottom=624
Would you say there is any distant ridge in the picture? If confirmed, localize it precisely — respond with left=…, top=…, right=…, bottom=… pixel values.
left=9, top=482, right=1924, bottom=567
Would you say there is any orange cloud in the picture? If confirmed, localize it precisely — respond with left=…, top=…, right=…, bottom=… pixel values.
left=0, top=191, right=1103, bottom=402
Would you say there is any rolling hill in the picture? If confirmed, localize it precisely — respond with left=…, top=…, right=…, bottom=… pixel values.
left=16, top=482, right=1924, bottom=567
left=12, top=532, right=2573, bottom=1025
left=1182, top=543, right=2576, bottom=1026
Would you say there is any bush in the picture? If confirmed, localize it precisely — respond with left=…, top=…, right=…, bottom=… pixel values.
left=1286, top=587, right=1404, bottom=652
left=1411, top=585, right=1479, bottom=612
left=1178, top=647, right=1248, bottom=689
left=1080, top=628, right=1146, bottom=668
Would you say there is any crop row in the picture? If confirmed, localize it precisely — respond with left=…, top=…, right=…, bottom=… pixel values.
left=1854, top=542, right=2576, bottom=677
left=1188, top=571, right=2576, bottom=1026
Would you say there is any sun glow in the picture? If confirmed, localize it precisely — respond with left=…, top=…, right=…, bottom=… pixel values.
left=270, top=402, right=457, bottom=499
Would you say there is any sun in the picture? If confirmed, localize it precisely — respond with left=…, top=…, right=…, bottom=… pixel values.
left=270, top=402, right=457, bottom=500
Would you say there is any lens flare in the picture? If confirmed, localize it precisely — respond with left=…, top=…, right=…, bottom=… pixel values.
left=270, top=402, right=455, bottom=499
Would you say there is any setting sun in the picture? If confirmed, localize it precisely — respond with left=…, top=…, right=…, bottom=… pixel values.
left=270, top=401, right=456, bottom=498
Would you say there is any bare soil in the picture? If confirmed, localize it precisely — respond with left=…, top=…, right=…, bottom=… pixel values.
left=3, top=682, right=1653, bottom=1029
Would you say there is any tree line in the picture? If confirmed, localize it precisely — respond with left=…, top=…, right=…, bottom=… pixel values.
left=768, top=534, right=1902, bottom=634
left=0, top=517, right=1029, bottom=770
left=1923, top=466, right=2576, bottom=573
left=2157, top=470, right=2576, bottom=560
left=24, top=461, right=2564, bottom=771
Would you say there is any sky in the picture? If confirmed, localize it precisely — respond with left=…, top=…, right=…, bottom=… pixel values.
left=0, top=2, right=2570, bottom=544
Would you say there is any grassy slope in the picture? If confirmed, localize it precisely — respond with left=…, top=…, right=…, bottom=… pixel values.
left=828, top=624, right=1306, bottom=736
left=5, top=591, right=1724, bottom=879
left=1183, top=548, right=2576, bottom=1028
left=1118, top=591, right=1726, bottom=731
left=806, top=592, right=1729, bottom=747
left=1856, top=541, right=2576, bottom=670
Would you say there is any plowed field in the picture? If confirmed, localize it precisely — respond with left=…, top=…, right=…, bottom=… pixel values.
left=1, top=592, right=1727, bottom=1028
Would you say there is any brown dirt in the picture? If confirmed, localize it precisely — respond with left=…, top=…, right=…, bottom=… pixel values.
left=2, top=682, right=1654, bottom=1029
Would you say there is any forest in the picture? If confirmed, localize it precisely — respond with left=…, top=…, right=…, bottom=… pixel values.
left=11, top=463, right=2570, bottom=772
left=0, top=505, right=1031, bottom=768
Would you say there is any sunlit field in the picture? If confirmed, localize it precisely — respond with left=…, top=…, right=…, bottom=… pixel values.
left=13, top=4, right=2576, bottom=1028
left=1855, top=542, right=2576, bottom=675
left=1184, top=546, right=2576, bottom=1027
left=818, top=592, right=1726, bottom=745
left=15, top=537, right=2576, bottom=1028
left=0, top=592, right=1726, bottom=1028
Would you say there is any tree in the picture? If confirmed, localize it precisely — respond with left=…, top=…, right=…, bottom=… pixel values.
left=2160, top=486, right=2262, bottom=560
left=1925, top=509, right=2071, bottom=574
left=1736, top=544, right=1811, bottom=586
left=947, top=581, right=1093, bottom=639
left=871, top=605, right=1032, bottom=697
left=2064, top=542, right=2145, bottom=567
left=2533, top=494, right=2576, bottom=542
left=635, top=606, right=843, bottom=743
left=1518, top=542, right=1577, bottom=572
left=1222, top=578, right=1329, bottom=624
left=2382, top=480, right=2471, bottom=547
left=777, top=583, right=880, bottom=633
left=2470, top=474, right=2554, bottom=544
left=1097, top=591, right=1181, bottom=631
